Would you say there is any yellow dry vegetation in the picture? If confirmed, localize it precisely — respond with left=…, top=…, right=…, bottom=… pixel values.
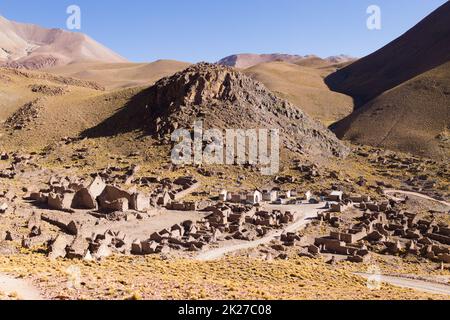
left=0, top=253, right=446, bottom=300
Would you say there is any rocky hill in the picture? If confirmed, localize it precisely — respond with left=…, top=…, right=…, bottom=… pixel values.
left=145, top=63, right=349, bottom=158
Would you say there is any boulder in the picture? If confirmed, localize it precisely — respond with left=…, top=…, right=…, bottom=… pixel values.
left=30, top=192, right=48, bottom=204
left=66, top=235, right=90, bottom=259
left=5, top=231, right=14, bottom=241
left=88, top=176, right=106, bottom=198
left=92, top=243, right=112, bottom=260
left=67, top=220, right=83, bottom=236
left=0, top=202, right=8, bottom=213
left=48, top=192, right=75, bottom=211
left=29, top=225, right=41, bottom=238
left=366, top=231, right=386, bottom=242
left=141, top=240, right=158, bottom=254
left=101, top=198, right=129, bottom=212
left=21, top=237, right=32, bottom=249
left=308, top=245, right=320, bottom=255
left=73, top=176, right=106, bottom=209
left=27, top=211, right=41, bottom=230
left=438, top=253, right=450, bottom=263
left=98, top=185, right=133, bottom=211
left=48, top=235, right=72, bottom=260
left=131, top=240, right=142, bottom=255
left=130, top=192, right=150, bottom=212
left=73, top=188, right=97, bottom=209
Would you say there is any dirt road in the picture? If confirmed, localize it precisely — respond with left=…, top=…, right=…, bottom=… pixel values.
left=0, top=273, right=42, bottom=300
left=355, top=273, right=450, bottom=296
left=384, top=189, right=450, bottom=207
left=196, top=202, right=325, bottom=261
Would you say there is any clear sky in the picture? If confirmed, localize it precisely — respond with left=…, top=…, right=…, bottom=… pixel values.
left=0, top=0, right=447, bottom=63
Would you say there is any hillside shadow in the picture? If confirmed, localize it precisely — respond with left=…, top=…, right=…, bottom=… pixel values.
left=80, top=87, right=153, bottom=139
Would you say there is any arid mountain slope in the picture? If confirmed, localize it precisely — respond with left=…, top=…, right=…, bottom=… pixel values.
left=0, top=15, right=127, bottom=69
left=243, top=61, right=353, bottom=125
left=0, top=67, right=139, bottom=150
left=218, top=53, right=355, bottom=69
left=331, top=62, right=450, bottom=159
left=218, top=53, right=304, bottom=69
left=44, top=60, right=191, bottom=89
left=325, top=2, right=450, bottom=107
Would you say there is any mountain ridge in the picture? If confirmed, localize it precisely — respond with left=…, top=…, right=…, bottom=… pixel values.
left=0, top=14, right=127, bottom=69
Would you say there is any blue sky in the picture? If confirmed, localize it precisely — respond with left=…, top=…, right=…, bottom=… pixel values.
left=0, top=0, right=447, bottom=63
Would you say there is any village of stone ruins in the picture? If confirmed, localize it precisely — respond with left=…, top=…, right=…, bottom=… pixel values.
left=0, top=2, right=449, bottom=299
left=0, top=156, right=447, bottom=268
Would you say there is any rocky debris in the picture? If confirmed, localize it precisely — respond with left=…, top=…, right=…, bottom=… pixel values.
left=364, top=148, right=449, bottom=201
left=29, top=84, right=67, bottom=96
left=7, top=68, right=105, bottom=90
left=48, top=192, right=76, bottom=211
left=145, top=62, right=349, bottom=158
left=66, top=235, right=90, bottom=259
left=21, top=237, right=32, bottom=249
left=274, top=175, right=296, bottom=184
left=0, top=152, right=9, bottom=160
left=42, top=212, right=87, bottom=236
left=250, top=210, right=294, bottom=228
left=47, top=235, right=72, bottom=260
left=98, top=185, right=150, bottom=212
left=4, top=98, right=44, bottom=130
left=46, top=229, right=132, bottom=260
left=295, top=163, right=321, bottom=181
left=4, top=231, right=14, bottom=241
left=132, top=203, right=297, bottom=256
left=72, top=176, right=106, bottom=209
left=0, top=168, right=16, bottom=179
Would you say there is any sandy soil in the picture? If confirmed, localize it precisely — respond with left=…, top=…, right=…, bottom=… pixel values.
left=355, top=273, right=450, bottom=296
left=0, top=273, right=42, bottom=300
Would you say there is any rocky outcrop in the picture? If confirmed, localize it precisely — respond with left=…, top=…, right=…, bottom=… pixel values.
left=145, top=63, right=348, bottom=159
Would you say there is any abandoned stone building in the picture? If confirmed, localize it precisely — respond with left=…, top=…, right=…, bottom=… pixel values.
left=311, top=199, right=450, bottom=264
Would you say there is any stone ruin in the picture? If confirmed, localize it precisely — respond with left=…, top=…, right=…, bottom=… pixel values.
left=29, top=175, right=152, bottom=213
left=130, top=204, right=296, bottom=256
left=310, top=201, right=450, bottom=264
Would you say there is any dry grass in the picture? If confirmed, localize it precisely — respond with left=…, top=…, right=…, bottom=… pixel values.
left=244, top=61, right=353, bottom=124
left=0, top=252, right=447, bottom=300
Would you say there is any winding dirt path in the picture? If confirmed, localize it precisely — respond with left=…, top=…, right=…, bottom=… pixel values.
left=196, top=202, right=324, bottom=261
left=384, top=189, right=450, bottom=207
left=0, top=273, right=43, bottom=300
left=355, top=273, right=450, bottom=296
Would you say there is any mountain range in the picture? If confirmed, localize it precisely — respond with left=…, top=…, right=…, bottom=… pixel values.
left=1, top=2, right=449, bottom=160
left=0, top=15, right=127, bottom=69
